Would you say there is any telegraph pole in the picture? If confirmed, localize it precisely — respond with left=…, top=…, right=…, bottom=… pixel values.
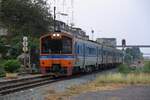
left=54, top=6, right=56, bottom=32
left=122, top=39, right=126, bottom=64
left=91, top=30, right=94, bottom=40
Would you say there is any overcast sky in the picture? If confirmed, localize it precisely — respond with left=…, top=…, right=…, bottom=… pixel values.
left=49, top=0, right=150, bottom=54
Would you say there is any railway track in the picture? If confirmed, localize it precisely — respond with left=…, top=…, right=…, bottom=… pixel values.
left=0, top=74, right=59, bottom=95
left=0, top=74, right=82, bottom=96
left=0, top=68, right=116, bottom=96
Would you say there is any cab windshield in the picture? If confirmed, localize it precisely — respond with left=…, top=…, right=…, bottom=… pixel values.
left=41, top=36, right=72, bottom=54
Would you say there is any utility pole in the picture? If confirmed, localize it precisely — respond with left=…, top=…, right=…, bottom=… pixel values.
left=91, top=30, right=94, bottom=40
left=71, top=0, right=74, bottom=24
left=54, top=6, right=56, bottom=32
left=122, top=39, right=126, bottom=64
left=70, top=0, right=75, bottom=28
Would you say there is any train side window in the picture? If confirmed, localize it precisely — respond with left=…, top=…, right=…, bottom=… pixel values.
left=94, top=48, right=96, bottom=55
left=77, top=45, right=80, bottom=54
left=79, top=45, right=81, bottom=55
left=86, top=47, right=90, bottom=56
left=100, top=49, right=101, bottom=55
left=81, top=45, right=83, bottom=56
left=89, top=47, right=92, bottom=55
left=87, top=47, right=90, bottom=56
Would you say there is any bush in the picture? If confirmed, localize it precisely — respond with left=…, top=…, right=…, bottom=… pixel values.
left=4, top=60, right=21, bottom=73
left=0, top=66, right=5, bottom=77
left=0, top=59, right=6, bottom=77
left=143, top=61, right=150, bottom=73
left=118, top=64, right=131, bottom=74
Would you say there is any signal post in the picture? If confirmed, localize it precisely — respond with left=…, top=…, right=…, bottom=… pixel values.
left=21, top=36, right=32, bottom=73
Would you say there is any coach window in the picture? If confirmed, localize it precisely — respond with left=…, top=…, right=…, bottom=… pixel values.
left=78, top=45, right=80, bottom=55
left=85, top=47, right=87, bottom=56
left=78, top=45, right=80, bottom=54
left=99, top=49, right=101, bottom=55
left=80, top=45, right=83, bottom=56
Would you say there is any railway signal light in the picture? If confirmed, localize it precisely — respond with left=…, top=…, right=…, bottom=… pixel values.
left=122, top=39, right=126, bottom=47
left=23, top=47, right=28, bottom=52
left=23, top=36, right=28, bottom=52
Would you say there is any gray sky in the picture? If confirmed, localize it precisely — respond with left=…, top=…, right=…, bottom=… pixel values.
left=49, top=0, right=150, bottom=54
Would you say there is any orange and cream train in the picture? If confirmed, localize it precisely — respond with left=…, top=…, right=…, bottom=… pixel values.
left=40, top=32, right=122, bottom=76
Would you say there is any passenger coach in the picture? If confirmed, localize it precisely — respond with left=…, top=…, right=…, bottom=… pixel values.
left=40, top=32, right=122, bottom=76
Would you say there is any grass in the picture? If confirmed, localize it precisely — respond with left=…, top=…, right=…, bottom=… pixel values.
left=115, top=62, right=150, bottom=84
left=95, top=73, right=150, bottom=85
left=45, top=62, right=150, bottom=100
left=46, top=73, right=150, bottom=100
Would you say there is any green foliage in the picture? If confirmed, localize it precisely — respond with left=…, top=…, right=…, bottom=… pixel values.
left=125, top=47, right=143, bottom=62
left=9, top=35, right=22, bottom=58
left=0, top=0, right=53, bottom=35
left=4, top=60, right=21, bottom=73
left=0, top=44, right=6, bottom=54
left=0, top=36, right=7, bottom=44
left=118, top=62, right=150, bottom=74
left=143, top=61, right=150, bottom=73
left=124, top=54, right=132, bottom=65
left=0, top=59, right=6, bottom=77
left=118, top=64, right=131, bottom=74
left=0, top=37, right=8, bottom=54
left=0, top=0, right=52, bottom=60
left=0, top=59, right=7, bottom=67
left=0, top=36, right=21, bottom=59
left=0, top=67, right=5, bottom=77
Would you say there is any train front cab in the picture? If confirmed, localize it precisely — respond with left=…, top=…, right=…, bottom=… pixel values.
left=40, top=32, right=74, bottom=76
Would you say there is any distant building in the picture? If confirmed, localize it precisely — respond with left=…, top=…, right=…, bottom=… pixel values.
left=0, top=23, right=8, bottom=36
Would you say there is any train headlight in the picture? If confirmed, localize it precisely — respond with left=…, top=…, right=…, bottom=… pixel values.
left=53, top=34, right=56, bottom=37
left=56, top=34, right=60, bottom=37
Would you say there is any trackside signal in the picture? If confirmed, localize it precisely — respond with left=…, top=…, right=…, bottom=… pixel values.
left=23, top=36, right=28, bottom=52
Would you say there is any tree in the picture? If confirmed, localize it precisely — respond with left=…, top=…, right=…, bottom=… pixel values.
left=0, top=37, right=8, bottom=57
left=0, top=0, right=53, bottom=36
left=0, top=0, right=54, bottom=59
left=125, top=47, right=143, bottom=62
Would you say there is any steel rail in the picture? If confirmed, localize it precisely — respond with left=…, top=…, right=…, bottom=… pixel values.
left=0, top=67, right=116, bottom=95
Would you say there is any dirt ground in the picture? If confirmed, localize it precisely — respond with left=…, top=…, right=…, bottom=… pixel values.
left=71, top=85, right=150, bottom=100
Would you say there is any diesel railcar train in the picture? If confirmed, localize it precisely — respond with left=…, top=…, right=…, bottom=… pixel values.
left=40, top=32, right=122, bottom=76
